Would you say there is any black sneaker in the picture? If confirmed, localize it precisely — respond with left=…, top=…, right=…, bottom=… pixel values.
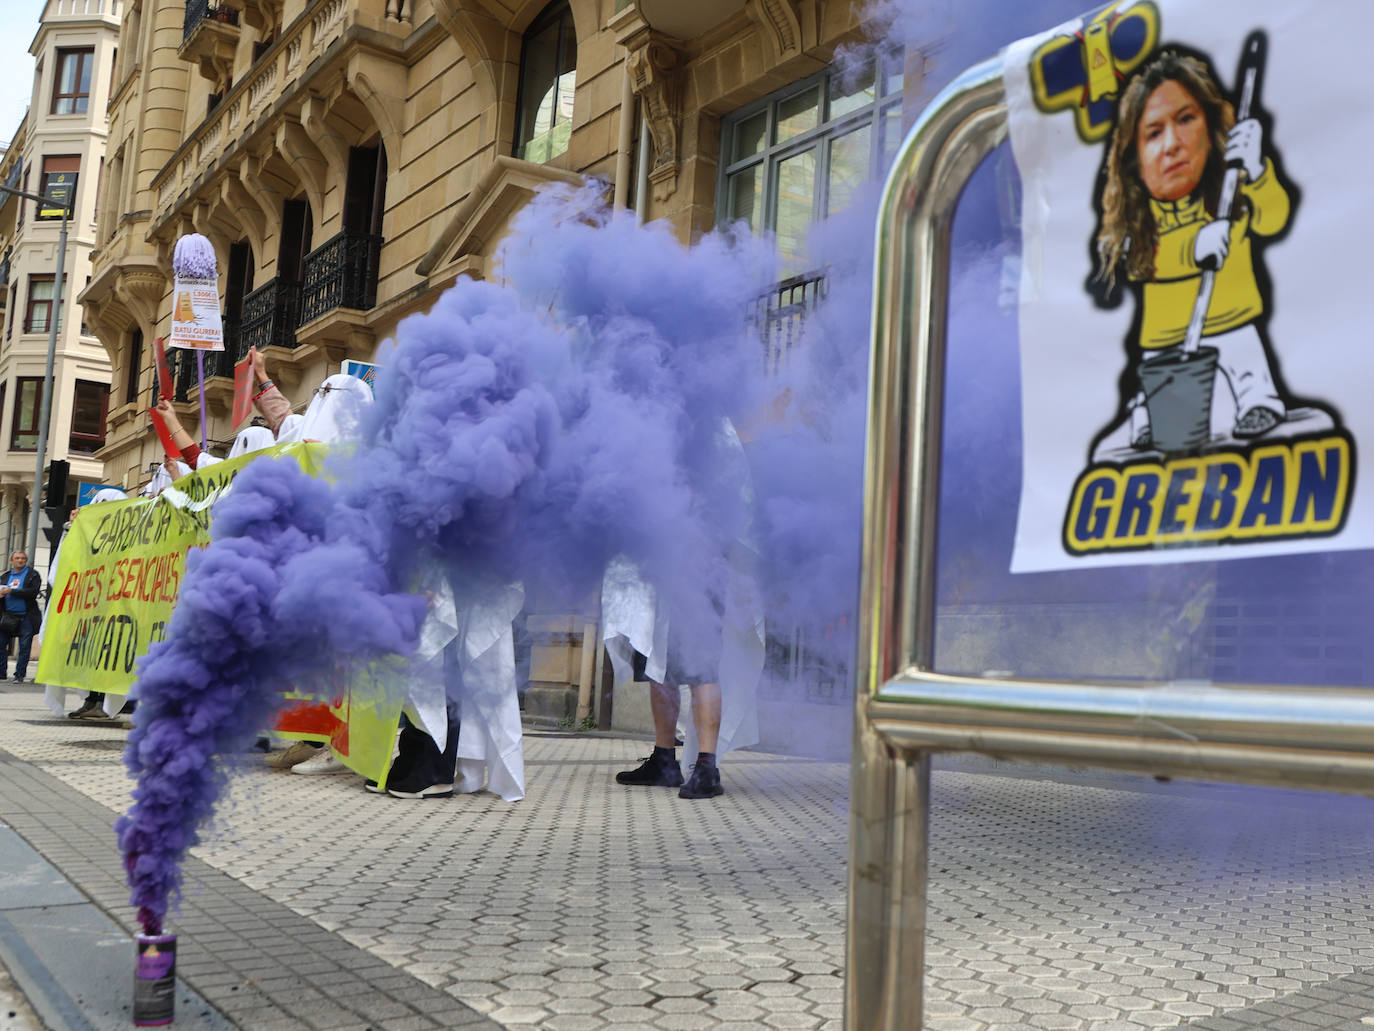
left=616, top=750, right=684, bottom=788
left=11, top=674, right=23, bottom=684
left=679, top=759, right=723, bottom=800
left=386, top=780, right=454, bottom=800
left=67, top=697, right=101, bottom=719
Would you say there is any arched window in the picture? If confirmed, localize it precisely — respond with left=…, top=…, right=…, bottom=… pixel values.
left=514, top=2, right=576, bottom=163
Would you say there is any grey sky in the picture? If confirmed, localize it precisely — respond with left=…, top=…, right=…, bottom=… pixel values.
left=0, top=3, right=42, bottom=150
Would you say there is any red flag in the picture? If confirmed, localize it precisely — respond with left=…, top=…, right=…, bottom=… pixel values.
left=148, top=405, right=179, bottom=459
left=153, top=336, right=173, bottom=401
left=232, top=352, right=254, bottom=428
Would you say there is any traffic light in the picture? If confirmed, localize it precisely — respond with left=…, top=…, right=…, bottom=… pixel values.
left=43, top=460, right=69, bottom=508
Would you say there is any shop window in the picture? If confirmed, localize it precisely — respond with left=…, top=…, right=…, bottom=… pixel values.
left=69, top=380, right=109, bottom=455
left=717, top=53, right=905, bottom=274
left=10, top=378, right=42, bottom=451
left=514, top=2, right=576, bottom=163
left=52, top=48, right=94, bottom=115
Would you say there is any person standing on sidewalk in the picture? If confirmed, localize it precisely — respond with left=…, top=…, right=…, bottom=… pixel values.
left=0, top=551, right=42, bottom=683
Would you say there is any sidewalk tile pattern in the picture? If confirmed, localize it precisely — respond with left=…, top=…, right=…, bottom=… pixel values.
left=3, top=688, right=1374, bottom=1029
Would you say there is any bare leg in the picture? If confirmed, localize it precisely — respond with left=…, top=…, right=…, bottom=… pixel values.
left=689, top=682, right=721, bottom=754
left=649, top=680, right=681, bottom=749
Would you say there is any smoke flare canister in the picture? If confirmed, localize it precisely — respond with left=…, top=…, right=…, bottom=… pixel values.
left=133, top=933, right=176, bottom=1026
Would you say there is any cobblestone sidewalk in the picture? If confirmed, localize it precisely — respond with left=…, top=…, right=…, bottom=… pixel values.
left=2, top=684, right=1374, bottom=1029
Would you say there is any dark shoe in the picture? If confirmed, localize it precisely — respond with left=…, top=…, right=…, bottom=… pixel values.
left=679, top=759, right=723, bottom=800
left=1234, top=406, right=1281, bottom=438
left=67, top=698, right=101, bottom=719
left=11, top=674, right=23, bottom=683
left=616, top=750, right=683, bottom=788
left=363, top=780, right=385, bottom=794
left=118, top=700, right=136, bottom=715
left=386, top=779, right=454, bottom=799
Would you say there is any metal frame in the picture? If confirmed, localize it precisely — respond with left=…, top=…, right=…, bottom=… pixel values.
left=846, top=54, right=1374, bottom=1030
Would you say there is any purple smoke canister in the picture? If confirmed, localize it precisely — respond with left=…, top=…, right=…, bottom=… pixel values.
left=133, top=932, right=176, bottom=1026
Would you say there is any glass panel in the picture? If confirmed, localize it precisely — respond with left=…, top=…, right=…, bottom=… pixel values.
left=77, top=53, right=92, bottom=97
left=775, top=87, right=819, bottom=144
left=773, top=148, right=816, bottom=274
left=732, top=111, right=767, bottom=163
left=881, top=105, right=904, bottom=170
left=826, top=123, right=872, bottom=218
left=59, top=53, right=78, bottom=95
left=30, top=281, right=53, bottom=302
left=727, top=165, right=764, bottom=232
left=516, top=15, right=566, bottom=160
left=883, top=51, right=904, bottom=97
left=829, top=61, right=876, bottom=122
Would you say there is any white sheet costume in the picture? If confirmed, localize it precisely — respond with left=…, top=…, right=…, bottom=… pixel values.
left=403, top=572, right=526, bottom=801
left=301, top=374, right=373, bottom=441
left=601, top=421, right=765, bottom=767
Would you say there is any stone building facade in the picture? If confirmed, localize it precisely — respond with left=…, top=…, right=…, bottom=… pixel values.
left=0, top=0, right=122, bottom=571
left=80, top=0, right=915, bottom=750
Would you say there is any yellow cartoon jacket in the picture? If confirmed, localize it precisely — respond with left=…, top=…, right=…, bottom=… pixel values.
left=1138, top=158, right=1290, bottom=349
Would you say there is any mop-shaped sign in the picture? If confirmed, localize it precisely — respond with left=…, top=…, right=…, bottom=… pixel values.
left=1007, top=1, right=1356, bottom=566
left=168, top=234, right=222, bottom=451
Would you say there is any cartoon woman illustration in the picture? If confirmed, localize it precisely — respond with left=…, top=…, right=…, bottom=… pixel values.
left=1091, top=46, right=1294, bottom=457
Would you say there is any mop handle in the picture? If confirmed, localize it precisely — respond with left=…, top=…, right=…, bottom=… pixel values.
left=1181, top=33, right=1265, bottom=355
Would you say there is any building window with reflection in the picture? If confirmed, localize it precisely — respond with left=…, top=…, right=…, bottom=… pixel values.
left=717, top=52, right=905, bottom=274
left=69, top=380, right=109, bottom=455
left=52, top=48, right=94, bottom=115
left=25, top=276, right=56, bottom=334
left=10, top=378, right=43, bottom=452
left=514, top=2, right=576, bottom=163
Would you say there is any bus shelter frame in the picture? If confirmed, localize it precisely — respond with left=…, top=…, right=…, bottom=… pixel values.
left=846, top=56, right=1374, bottom=1031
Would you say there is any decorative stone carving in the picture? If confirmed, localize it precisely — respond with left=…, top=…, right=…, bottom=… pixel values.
left=622, top=27, right=687, bottom=202
left=745, top=0, right=816, bottom=63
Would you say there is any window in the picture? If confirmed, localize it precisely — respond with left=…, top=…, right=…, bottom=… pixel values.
left=514, top=3, right=576, bottom=163
left=343, top=144, right=387, bottom=237
left=278, top=198, right=313, bottom=285
left=25, top=276, right=56, bottom=334
left=125, top=329, right=143, bottom=404
left=718, top=53, right=905, bottom=274
left=10, top=378, right=43, bottom=451
left=69, top=380, right=109, bottom=454
left=38, top=155, right=80, bottom=220
left=52, top=48, right=94, bottom=115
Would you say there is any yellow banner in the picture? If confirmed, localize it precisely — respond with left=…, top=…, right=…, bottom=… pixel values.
left=37, top=442, right=402, bottom=785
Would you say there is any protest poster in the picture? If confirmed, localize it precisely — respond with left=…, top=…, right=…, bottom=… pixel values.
left=153, top=336, right=173, bottom=400
left=1003, top=0, right=1369, bottom=572
left=231, top=353, right=254, bottom=427
left=36, top=443, right=401, bottom=784
left=167, top=273, right=223, bottom=351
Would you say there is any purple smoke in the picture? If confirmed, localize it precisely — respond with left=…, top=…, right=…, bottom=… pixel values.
left=121, top=0, right=1066, bottom=928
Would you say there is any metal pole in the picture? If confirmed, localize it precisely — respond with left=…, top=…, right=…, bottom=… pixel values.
left=27, top=205, right=68, bottom=560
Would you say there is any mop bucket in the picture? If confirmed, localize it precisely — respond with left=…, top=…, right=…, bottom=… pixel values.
left=1138, top=346, right=1218, bottom=453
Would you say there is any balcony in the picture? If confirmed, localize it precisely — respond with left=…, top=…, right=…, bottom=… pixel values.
left=299, top=230, right=382, bottom=326
left=179, top=0, right=241, bottom=83
left=242, top=277, right=302, bottom=352
left=750, top=269, right=828, bottom=370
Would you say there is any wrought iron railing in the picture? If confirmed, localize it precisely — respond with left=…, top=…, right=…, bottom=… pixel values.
left=242, top=277, right=302, bottom=352
left=749, top=269, right=828, bottom=369
left=172, top=348, right=198, bottom=402
left=184, top=0, right=240, bottom=41
left=299, top=230, right=383, bottom=326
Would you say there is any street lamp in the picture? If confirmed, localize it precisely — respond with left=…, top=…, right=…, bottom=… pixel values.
left=0, top=180, right=72, bottom=560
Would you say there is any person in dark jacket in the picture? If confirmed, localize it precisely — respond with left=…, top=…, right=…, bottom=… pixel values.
left=0, top=550, right=41, bottom=682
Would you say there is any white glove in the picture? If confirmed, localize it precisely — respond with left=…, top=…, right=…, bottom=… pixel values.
left=1226, top=118, right=1264, bottom=181
left=1194, top=220, right=1230, bottom=270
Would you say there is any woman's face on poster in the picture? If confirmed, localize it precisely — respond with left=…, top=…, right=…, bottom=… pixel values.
left=1135, top=78, right=1210, bottom=202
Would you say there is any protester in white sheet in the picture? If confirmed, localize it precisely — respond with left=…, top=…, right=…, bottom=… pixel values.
left=381, top=573, right=526, bottom=801
left=603, top=420, right=765, bottom=800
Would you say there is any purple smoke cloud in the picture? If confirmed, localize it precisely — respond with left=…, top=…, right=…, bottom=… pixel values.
left=121, top=0, right=1068, bottom=930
